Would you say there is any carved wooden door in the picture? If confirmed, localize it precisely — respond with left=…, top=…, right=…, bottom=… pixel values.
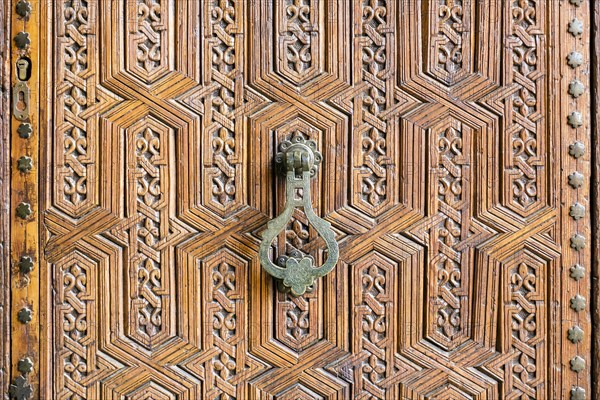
left=3, top=0, right=595, bottom=399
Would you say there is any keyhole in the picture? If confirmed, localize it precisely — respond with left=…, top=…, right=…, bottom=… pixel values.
left=294, top=188, right=303, bottom=200
left=16, top=91, right=26, bottom=111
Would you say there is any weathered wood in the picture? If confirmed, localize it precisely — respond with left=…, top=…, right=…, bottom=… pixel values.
left=1, top=0, right=592, bottom=398
left=591, top=1, right=600, bottom=398
left=0, top=0, right=10, bottom=396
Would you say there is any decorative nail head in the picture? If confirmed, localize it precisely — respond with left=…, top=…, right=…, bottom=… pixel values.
left=567, top=326, right=584, bottom=343
left=17, top=307, right=32, bottom=323
left=17, top=156, right=32, bottom=173
left=568, top=19, right=584, bottom=36
left=568, top=80, right=585, bottom=98
left=16, top=203, right=32, bottom=220
left=567, top=52, right=583, bottom=68
left=13, top=32, right=31, bottom=49
left=570, top=294, right=586, bottom=312
left=568, top=172, right=584, bottom=188
left=569, top=141, right=585, bottom=158
left=570, top=356, right=585, bottom=372
left=17, top=357, right=33, bottom=374
left=568, top=112, right=583, bottom=128
left=570, top=264, right=585, bottom=281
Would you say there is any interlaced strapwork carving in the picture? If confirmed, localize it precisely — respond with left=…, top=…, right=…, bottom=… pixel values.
left=56, top=0, right=120, bottom=217
left=330, top=0, right=410, bottom=217
left=127, top=125, right=171, bottom=347
left=205, top=0, right=243, bottom=215
left=352, top=254, right=400, bottom=398
left=407, top=119, right=493, bottom=352
left=55, top=253, right=115, bottom=399
left=202, top=252, right=248, bottom=399
left=277, top=0, right=320, bottom=84
left=128, top=0, right=169, bottom=82
left=506, top=0, right=545, bottom=213
left=431, top=124, right=468, bottom=347
left=429, top=0, right=471, bottom=84
left=503, top=257, right=546, bottom=399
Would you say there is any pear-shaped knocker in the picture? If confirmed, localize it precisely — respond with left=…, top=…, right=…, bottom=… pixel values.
left=259, top=135, right=339, bottom=296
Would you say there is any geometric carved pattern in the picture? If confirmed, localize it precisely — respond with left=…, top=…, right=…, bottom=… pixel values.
left=504, top=0, right=546, bottom=215
left=55, top=0, right=121, bottom=218
left=502, top=251, right=546, bottom=399
left=127, top=0, right=169, bottom=83
left=38, top=0, right=587, bottom=398
left=428, top=0, right=473, bottom=85
left=276, top=0, right=321, bottom=85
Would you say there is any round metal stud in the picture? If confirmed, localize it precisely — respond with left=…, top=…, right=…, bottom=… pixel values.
left=570, top=294, right=586, bottom=312
left=17, top=307, right=32, bottom=324
left=568, top=172, right=584, bottom=188
left=568, top=19, right=583, bottom=36
left=570, top=356, right=585, bottom=373
left=569, top=203, right=585, bottom=220
left=568, top=80, right=585, bottom=98
left=570, top=264, right=585, bottom=281
left=17, top=123, right=32, bottom=139
left=570, top=386, right=586, bottom=400
left=15, top=0, right=32, bottom=18
left=17, top=357, right=33, bottom=374
left=18, top=256, right=34, bottom=274
left=568, top=141, right=585, bottom=158
left=13, top=31, right=31, bottom=49
left=567, top=111, right=583, bottom=128
left=567, top=52, right=584, bottom=69
left=567, top=326, right=584, bottom=343
left=570, top=234, right=586, bottom=251
left=17, top=156, right=33, bottom=173
left=16, top=202, right=32, bottom=220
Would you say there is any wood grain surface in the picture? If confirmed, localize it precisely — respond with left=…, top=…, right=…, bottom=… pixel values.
left=2, top=0, right=597, bottom=398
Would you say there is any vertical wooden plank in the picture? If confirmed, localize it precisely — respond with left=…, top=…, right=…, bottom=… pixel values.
left=591, top=1, right=600, bottom=398
left=9, top=0, right=40, bottom=395
left=0, top=0, right=10, bottom=395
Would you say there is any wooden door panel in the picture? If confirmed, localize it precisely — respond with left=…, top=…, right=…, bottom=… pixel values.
left=2, top=0, right=591, bottom=398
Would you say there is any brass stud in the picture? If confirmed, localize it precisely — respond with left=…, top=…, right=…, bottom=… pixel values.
left=13, top=32, right=30, bottom=49
left=569, top=141, right=585, bottom=158
left=567, top=52, right=584, bottom=69
left=569, top=203, right=585, bottom=220
left=570, top=294, right=586, bottom=312
left=567, top=326, right=584, bottom=343
left=17, top=357, right=33, bottom=374
left=18, top=256, right=34, bottom=274
left=568, top=172, right=584, bottom=188
left=16, top=202, right=32, bottom=220
left=568, top=19, right=584, bottom=36
left=17, top=123, right=32, bottom=139
left=570, top=264, right=585, bottom=281
left=17, top=156, right=33, bottom=173
left=17, top=307, right=32, bottom=324
left=568, top=80, right=585, bottom=98
left=570, top=356, right=585, bottom=372
left=568, top=112, right=583, bottom=128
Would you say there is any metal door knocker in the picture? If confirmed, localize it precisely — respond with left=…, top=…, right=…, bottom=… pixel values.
left=259, top=135, right=339, bottom=296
